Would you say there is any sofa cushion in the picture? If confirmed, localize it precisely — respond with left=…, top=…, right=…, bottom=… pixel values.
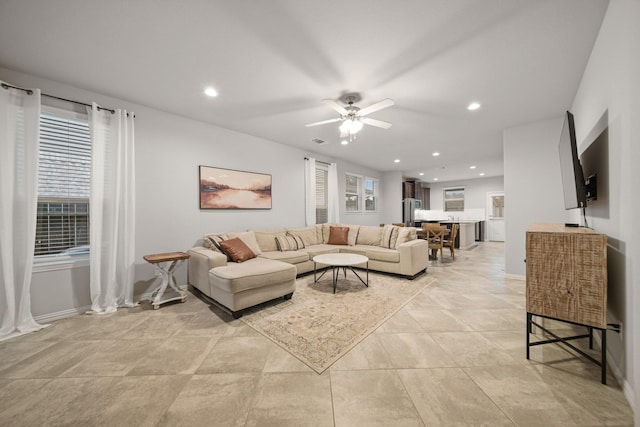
left=226, top=230, right=262, bottom=255
left=327, top=226, right=349, bottom=245
left=287, top=227, right=320, bottom=246
left=210, top=258, right=297, bottom=293
left=252, top=228, right=286, bottom=252
left=380, top=225, right=400, bottom=249
left=275, top=235, right=305, bottom=251
left=258, top=250, right=309, bottom=264
left=356, top=225, right=382, bottom=246
left=395, top=227, right=418, bottom=249
left=300, top=244, right=341, bottom=258
left=219, top=238, right=256, bottom=263
left=355, top=245, right=401, bottom=263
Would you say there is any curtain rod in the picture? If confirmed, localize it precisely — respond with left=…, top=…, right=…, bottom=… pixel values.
left=304, top=157, right=331, bottom=166
left=1, top=82, right=124, bottom=115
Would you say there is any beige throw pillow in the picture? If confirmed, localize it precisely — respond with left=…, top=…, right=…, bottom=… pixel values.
left=395, top=227, right=418, bottom=249
left=380, top=225, right=400, bottom=249
left=275, top=235, right=305, bottom=251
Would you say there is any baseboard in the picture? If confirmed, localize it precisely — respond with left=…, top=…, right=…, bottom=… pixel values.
left=504, top=273, right=525, bottom=280
left=591, top=332, right=636, bottom=412
left=34, top=305, right=92, bottom=323
left=33, top=286, right=189, bottom=323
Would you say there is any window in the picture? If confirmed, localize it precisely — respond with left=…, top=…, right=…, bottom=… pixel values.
left=444, top=187, right=464, bottom=212
left=35, top=110, right=91, bottom=256
left=315, top=165, right=328, bottom=224
left=345, top=173, right=379, bottom=212
left=345, top=174, right=361, bottom=212
left=364, top=177, right=378, bottom=212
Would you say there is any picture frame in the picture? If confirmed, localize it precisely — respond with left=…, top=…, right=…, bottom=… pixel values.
left=199, top=165, right=272, bottom=209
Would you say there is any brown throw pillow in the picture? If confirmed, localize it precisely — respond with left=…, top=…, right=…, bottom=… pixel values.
left=218, top=237, right=256, bottom=263
left=327, top=226, right=349, bottom=245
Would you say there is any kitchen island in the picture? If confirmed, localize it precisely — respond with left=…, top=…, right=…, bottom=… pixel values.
left=440, top=221, right=479, bottom=249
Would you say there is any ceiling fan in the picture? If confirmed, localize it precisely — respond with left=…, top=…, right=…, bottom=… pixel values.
left=305, top=93, right=394, bottom=141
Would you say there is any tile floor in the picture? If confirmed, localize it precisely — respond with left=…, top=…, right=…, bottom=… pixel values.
left=0, top=242, right=634, bottom=426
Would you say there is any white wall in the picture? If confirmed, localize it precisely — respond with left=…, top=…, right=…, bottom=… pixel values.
left=0, top=67, right=384, bottom=318
left=504, top=0, right=639, bottom=412
left=381, top=171, right=403, bottom=224
left=503, top=117, right=567, bottom=277
left=569, top=0, right=639, bottom=413
left=428, top=176, right=504, bottom=211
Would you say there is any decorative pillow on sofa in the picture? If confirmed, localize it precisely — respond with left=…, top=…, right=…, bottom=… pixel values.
left=275, top=235, right=305, bottom=251
left=395, top=227, right=418, bottom=249
left=226, top=231, right=262, bottom=255
left=218, top=238, right=256, bottom=263
left=380, top=225, right=400, bottom=249
left=328, top=226, right=349, bottom=245
left=203, top=233, right=228, bottom=253
left=322, top=224, right=359, bottom=245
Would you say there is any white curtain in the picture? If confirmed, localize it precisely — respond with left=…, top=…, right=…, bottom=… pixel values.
left=304, top=157, right=316, bottom=226
left=0, top=82, right=47, bottom=341
left=327, top=162, right=340, bottom=223
left=87, top=103, right=136, bottom=314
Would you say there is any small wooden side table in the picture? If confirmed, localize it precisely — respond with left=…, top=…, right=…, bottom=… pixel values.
left=143, top=251, right=190, bottom=309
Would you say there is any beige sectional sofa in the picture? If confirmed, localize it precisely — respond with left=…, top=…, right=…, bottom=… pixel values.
left=188, top=224, right=428, bottom=318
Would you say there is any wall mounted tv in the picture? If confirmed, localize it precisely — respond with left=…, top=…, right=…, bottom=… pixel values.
left=558, top=110, right=596, bottom=210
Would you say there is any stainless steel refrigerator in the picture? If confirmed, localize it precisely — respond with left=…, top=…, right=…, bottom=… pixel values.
left=402, top=198, right=422, bottom=226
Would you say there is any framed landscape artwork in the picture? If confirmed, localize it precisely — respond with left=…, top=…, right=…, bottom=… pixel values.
left=199, top=165, right=272, bottom=209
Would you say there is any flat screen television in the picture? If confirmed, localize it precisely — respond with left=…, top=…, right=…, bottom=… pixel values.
left=558, top=111, right=588, bottom=210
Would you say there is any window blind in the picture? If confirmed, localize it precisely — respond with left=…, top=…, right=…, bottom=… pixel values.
left=315, top=167, right=328, bottom=224
left=35, top=112, right=91, bottom=256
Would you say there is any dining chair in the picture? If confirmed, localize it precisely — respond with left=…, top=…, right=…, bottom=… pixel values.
left=421, top=223, right=441, bottom=231
left=443, top=223, right=459, bottom=259
left=427, top=228, right=445, bottom=260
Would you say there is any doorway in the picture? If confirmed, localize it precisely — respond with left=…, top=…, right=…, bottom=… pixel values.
left=487, top=191, right=505, bottom=242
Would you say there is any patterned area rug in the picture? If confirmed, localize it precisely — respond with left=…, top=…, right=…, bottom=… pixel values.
left=241, top=271, right=436, bottom=373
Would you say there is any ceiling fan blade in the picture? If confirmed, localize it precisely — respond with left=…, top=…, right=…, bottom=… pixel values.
left=322, top=99, right=348, bottom=115
left=357, top=98, right=395, bottom=116
left=361, top=117, right=392, bottom=129
left=305, top=117, right=342, bottom=127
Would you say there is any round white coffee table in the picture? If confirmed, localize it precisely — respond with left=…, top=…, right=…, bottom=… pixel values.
left=313, top=253, right=369, bottom=294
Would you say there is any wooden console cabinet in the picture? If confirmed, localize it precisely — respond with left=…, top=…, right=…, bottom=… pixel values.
left=525, top=223, right=608, bottom=383
left=526, top=223, right=607, bottom=328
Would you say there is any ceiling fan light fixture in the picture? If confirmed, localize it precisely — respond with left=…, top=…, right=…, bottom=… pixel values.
left=339, top=118, right=363, bottom=135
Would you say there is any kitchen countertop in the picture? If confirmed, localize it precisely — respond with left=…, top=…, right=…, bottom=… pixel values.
left=428, top=220, right=483, bottom=224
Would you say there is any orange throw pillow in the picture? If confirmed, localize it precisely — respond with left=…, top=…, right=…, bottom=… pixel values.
left=218, top=237, right=256, bottom=263
left=327, top=226, right=349, bottom=245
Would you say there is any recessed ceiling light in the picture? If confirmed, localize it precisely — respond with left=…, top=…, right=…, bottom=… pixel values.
left=419, top=172, right=424, bottom=176
left=204, top=87, right=218, bottom=97
left=479, top=172, right=485, bottom=176
left=394, top=159, right=400, bottom=163
left=433, top=178, right=439, bottom=181
left=341, top=140, right=349, bottom=145
left=467, top=102, right=481, bottom=111
left=469, top=165, right=476, bottom=169
left=432, top=152, right=440, bottom=157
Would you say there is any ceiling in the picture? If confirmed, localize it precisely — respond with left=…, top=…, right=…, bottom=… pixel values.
left=0, top=0, right=608, bottom=183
